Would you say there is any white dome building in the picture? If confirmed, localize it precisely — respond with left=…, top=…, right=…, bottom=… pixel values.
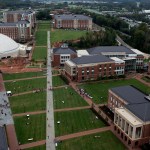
left=0, top=34, right=27, bottom=59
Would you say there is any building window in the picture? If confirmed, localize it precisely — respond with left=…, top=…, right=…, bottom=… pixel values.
left=111, top=97, right=112, bottom=101
left=135, top=127, right=142, bottom=139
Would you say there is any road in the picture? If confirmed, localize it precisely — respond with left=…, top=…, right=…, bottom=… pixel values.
left=46, top=31, right=56, bottom=150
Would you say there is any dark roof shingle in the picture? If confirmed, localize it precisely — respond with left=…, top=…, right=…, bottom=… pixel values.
left=87, top=46, right=135, bottom=55
left=71, top=55, right=114, bottom=65
left=111, top=85, right=150, bottom=122
left=54, top=14, right=92, bottom=20
left=53, top=47, right=76, bottom=54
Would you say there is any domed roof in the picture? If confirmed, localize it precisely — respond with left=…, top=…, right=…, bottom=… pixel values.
left=0, top=34, right=19, bottom=54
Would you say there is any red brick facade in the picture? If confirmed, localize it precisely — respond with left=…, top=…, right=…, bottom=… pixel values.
left=0, top=26, right=31, bottom=42
left=108, top=89, right=150, bottom=149
left=52, top=53, right=77, bottom=67
left=3, top=11, right=36, bottom=28
left=53, top=15, right=92, bottom=30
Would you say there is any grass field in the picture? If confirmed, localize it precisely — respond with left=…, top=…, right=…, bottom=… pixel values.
left=56, top=131, right=126, bottom=150
left=3, top=72, right=44, bottom=80
left=53, top=87, right=88, bottom=109
left=52, top=70, right=60, bottom=75
left=14, top=114, right=46, bottom=144
left=5, top=78, right=46, bottom=94
left=25, top=145, right=46, bottom=150
left=35, top=31, right=47, bottom=46
left=51, top=29, right=87, bottom=44
left=55, top=109, right=107, bottom=136
left=38, top=22, right=50, bottom=30
left=52, top=76, right=67, bottom=87
left=78, top=79, right=150, bottom=104
left=32, top=47, right=47, bottom=60
left=9, top=92, right=46, bottom=114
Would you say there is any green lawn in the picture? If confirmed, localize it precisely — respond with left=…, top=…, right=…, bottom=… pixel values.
left=5, top=78, right=46, bottom=94
left=14, top=114, right=46, bottom=144
left=51, top=29, right=87, bottom=44
left=53, top=87, right=88, bottom=109
left=35, top=31, right=47, bottom=46
left=38, top=23, right=50, bottom=30
left=55, top=109, right=107, bottom=137
left=3, top=72, right=44, bottom=80
left=25, top=145, right=46, bottom=150
left=52, top=70, right=60, bottom=75
left=56, top=131, right=126, bottom=150
left=32, top=47, right=47, bottom=60
left=9, top=92, right=46, bottom=114
left=78, top=79, right=150, bottom=104
left=52, top=76, right=67, bottom=87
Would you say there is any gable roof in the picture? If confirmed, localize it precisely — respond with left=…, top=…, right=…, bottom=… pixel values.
left=54, top=14, right=92, bottom=20
left=71, top=55, right=114, bottom=65
left=87, top=46, right=136, bottom=55
left=53, top=47, right=76, bottom=55
left=0, top=20, right=30, bottom=27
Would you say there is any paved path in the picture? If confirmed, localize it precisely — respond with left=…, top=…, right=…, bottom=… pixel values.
left=46, top=31, right=55, bottom=150
left=134, top=74, right=150, bottom=87
left=13, top=106, right=91, bottom=117
left=13, top=110, right=46, bottom=117
left=4, top=76, right=46, bottom=83
left=54, top=106, right=91, bottom=112
left=69, top=82, right=93, bottom=106
left=55, top=126, right=111, bottom=141
left=0, top=74, right=19, bottom=150
left=19, top=140, right=46, bottom=149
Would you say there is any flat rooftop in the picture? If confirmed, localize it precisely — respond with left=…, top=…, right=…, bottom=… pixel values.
left=87, top=46, right=136, bottom=55
left=116, top=108, right=143, bottom=126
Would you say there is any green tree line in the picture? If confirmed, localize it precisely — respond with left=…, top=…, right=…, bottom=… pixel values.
left=69, top=29, right=116, bottom=49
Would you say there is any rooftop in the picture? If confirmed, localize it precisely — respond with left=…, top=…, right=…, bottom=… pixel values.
left=0, top=127, right=8, bottom=150
left=87, top=46, right=136, bottom=55
left=116, top=108, right=143, bottom=126
left=53, top=47, right=76, bottom=55
left=5, top=10, right=34, bottom=15
left=77, top=50, right=90, bottom=57
left=54, top=14, right=92, bottom=20
left=0, top=20, right=30, bottom=27
left=71, top=55, right=114, bottom=65
left=111, top=85, right=150, bottom=122
left=110, top=57, right=125, bottom=63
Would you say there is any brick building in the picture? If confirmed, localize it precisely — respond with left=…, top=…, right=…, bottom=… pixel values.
left=53, top=14, right=92, bottom=30
left=87, top=46, right=144, bottom=71
left=52, top=45, right=77, bottom=67
left=64, top=55, right=125, bottom=82
left=3, top=10, right=36, bottom=28
left=108, top=85, right=150, bottom=149
left=0, top=20, right=31, bottom=42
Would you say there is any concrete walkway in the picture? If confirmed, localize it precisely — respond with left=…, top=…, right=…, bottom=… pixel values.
left=19, top=140, right=46, bottom=149
left=46, top=31, right=55, bottom=150
left=55, top=126, right=110, bottom=141
left=19, top=127, right=110, bottom=149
